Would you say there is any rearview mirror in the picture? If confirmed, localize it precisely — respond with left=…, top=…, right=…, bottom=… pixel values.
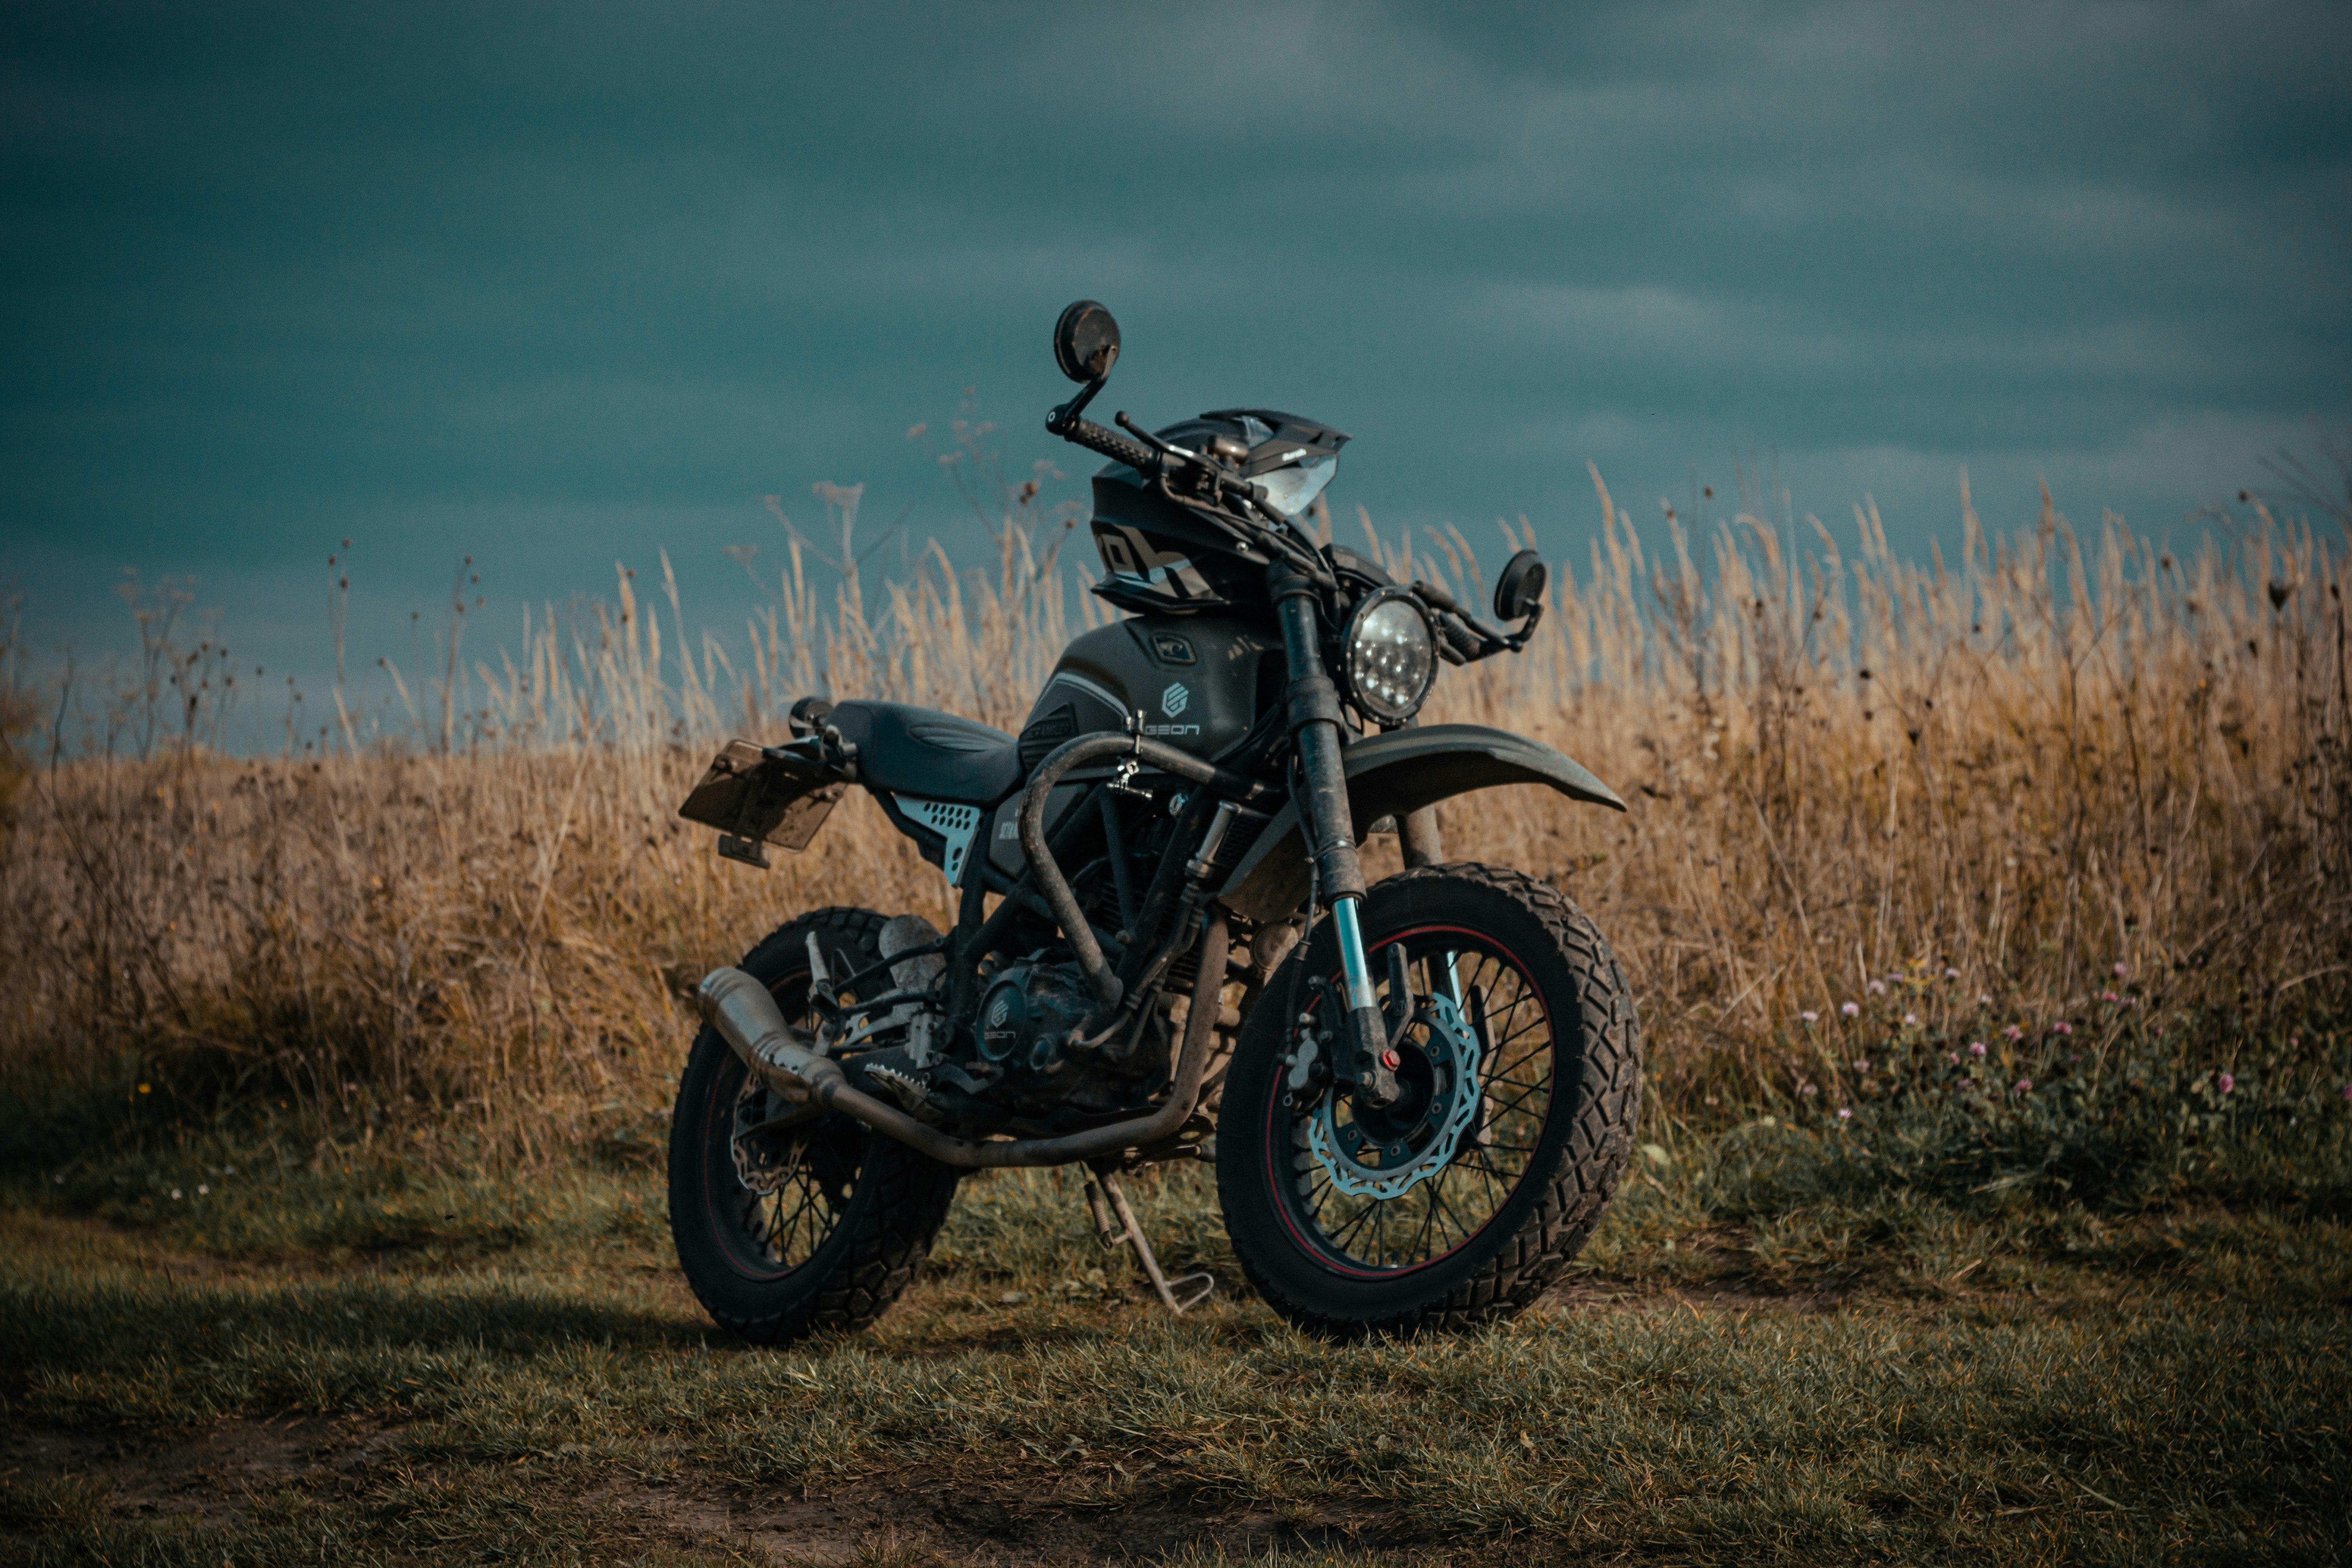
left=1052, top=300, right=1122, bottom=383
left=1494, top=549, right=1548, bottom=622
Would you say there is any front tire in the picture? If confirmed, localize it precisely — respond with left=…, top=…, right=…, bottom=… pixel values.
left=667, top=907, right=960, bottom=1345
left=1216, top=864, right=1640, bottom=1336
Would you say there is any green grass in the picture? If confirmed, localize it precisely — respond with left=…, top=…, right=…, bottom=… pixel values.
left=4, top=1116, right=2349, bottom=1566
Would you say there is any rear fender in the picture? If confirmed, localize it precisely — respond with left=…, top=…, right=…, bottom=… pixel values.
left=1215, top=723, right=1624, bottom=923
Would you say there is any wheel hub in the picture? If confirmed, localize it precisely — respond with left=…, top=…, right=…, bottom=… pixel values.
left=1306, top=992, right=1482, bottom=1200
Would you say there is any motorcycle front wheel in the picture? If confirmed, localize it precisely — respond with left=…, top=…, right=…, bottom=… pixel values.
left=1216, top=864, right=1641, bottom=1336
left=667, top=906, right=960, bottom=1345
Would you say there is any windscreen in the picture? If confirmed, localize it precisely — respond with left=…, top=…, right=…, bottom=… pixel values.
left=1229, top=412, right=1339, bottom=518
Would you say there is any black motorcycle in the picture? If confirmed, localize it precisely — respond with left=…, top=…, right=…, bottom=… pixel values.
left=670, top=301, right=1639, bottom=1339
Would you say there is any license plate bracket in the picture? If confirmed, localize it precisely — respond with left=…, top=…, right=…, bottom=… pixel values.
left=677, top=739, right=847, bottom=863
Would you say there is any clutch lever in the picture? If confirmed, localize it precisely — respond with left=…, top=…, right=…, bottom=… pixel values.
left=1411, top=577, right=1534, bottom=661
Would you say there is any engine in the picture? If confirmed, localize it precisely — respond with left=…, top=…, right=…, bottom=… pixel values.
left=975, top=960, right=1097, bottom=1076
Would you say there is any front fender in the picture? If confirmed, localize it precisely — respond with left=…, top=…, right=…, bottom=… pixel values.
left=1215, top=723, right=1624, bottom=923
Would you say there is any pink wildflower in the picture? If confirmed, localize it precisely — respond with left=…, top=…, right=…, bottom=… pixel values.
left=1902, top=1013, right=1919, bottom=1027
left=2099, top=991, right=2120, bottom=1004
left=1841, top=1002, right=1861, bottom=1018
left=1852, top=1060, right=1871, bottom=1073
left=1969, top=1041, right=1988, bottom=1057
left=1800, top=1010, right=1819, bottom=1024
left=2013, top=1078, right=2032, bottom=1094
left=2217, top=1073, right=2235, bottom=1094
left=2113, top=962, right=2128, bottom=977
left=2341, top=1083, right=2351, bottom=1102
left=1799, top=1083, right=1817, bottom=1097
left=1868, top=980, right=1887, bottom=996
left=1976, top=994, right=1993, bottom=1007
left=2004, top=1024, right=2024, bottom=1042
left=1946, top=1052, right=1961, bottom=1065
left=1838, top=1107, right=1852, bottom=1120
left=2050, top=1020, right=2074, bottom=1036
left=1944, top=967, right=1961, bottom=980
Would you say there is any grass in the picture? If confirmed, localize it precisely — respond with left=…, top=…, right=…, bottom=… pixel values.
left=3, top=478, right=2346, bottom=1164
left=3, top=463, right=2350, bottom=1559
left=5, top=1123, right=2349, bottom=1564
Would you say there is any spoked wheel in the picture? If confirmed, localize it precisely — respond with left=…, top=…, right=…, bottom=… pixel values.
left=1217, top=864, right=1640, bottom=1336
left=667, top=907, right=960, bottom=1345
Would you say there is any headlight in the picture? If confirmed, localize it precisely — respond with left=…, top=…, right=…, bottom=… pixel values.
left=1340, top=588, right=1436, bottom=725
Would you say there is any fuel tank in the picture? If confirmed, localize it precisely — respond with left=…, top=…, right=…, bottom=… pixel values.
left=984, top=614, right=1281, bottom=882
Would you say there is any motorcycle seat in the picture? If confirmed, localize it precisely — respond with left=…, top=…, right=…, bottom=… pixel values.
left=824, top=700, right=1024, bottom=805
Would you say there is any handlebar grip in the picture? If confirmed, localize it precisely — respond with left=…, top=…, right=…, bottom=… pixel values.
left=1059, top=417, right=1160, bottom=474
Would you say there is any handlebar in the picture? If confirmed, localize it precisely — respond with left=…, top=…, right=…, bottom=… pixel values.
left=1054, top=415, right=1162, bottom=477
left=1045, top=394, right=1332, bottom=584
left=1045, top=365, right=1537, bottom=663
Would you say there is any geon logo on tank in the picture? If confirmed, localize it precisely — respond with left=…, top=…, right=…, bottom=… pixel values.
left=1143, top=681, right=1200, bottom=738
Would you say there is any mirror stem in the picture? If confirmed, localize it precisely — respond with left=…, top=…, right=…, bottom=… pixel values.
left=1047, top=373, right=1107, bottom=433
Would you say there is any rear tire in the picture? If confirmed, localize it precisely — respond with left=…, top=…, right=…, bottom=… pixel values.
left=667, top=907, right=960, bottom=1345
left=1216, top=864, right=1640, bottom=1336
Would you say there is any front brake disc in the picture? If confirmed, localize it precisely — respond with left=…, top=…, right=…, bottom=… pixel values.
left=1306, top=993, right=1482, bottom=1201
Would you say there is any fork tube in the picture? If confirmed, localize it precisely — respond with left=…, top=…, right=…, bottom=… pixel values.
left=1270, top=562, right=1396, bottom=1103
left=1332, top=899, right=1378, bottom=1013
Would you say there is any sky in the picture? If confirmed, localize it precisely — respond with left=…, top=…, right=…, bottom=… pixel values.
left=4, top=1, right=2348, bottom=740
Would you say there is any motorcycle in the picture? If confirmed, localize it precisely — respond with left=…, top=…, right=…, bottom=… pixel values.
left=669, top=301, right=1640, bottom=1339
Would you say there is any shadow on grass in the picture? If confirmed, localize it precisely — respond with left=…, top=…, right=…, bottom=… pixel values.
left=2, top=1243, right=719, bottom=1431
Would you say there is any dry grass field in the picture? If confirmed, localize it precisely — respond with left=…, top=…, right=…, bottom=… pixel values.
left=4, top=475, right=2344, bottom=1157
left=3, top=473, right=2349, bottom=1563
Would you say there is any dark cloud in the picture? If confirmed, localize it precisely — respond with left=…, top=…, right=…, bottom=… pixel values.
left=3, top=1, right=2347, bottom=714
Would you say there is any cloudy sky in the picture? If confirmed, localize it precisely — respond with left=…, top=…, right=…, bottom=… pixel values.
left=4, top=2, right=2347, bottom=732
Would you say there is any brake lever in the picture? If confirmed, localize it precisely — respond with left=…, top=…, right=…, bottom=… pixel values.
left=1114, top=410, right=1196, bottom=465
left=1119, top=410, right=1270, bottom=505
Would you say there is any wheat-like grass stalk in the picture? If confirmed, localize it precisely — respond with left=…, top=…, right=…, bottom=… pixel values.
left=3, top=483, right=2343, bottom=1160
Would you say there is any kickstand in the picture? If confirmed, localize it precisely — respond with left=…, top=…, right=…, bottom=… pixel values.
left=1083, top=1163, right=1214, bottom=1315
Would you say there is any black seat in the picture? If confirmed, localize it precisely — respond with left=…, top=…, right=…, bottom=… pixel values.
left=824, top=701, right=1023, bottom=805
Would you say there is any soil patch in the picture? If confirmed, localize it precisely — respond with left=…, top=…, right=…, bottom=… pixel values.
left=2, top=1414, right=400, bottom=1524
left=610, top=1470, right=1396, bottom=1566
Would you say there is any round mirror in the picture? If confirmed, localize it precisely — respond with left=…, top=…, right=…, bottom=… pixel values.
left=1493, top=548, right=1548, bottom=622
left=1052, top=300, right=1122, bottom=383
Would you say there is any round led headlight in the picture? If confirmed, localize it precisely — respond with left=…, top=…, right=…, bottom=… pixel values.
left=1340, top=588, right=1436, bottom=725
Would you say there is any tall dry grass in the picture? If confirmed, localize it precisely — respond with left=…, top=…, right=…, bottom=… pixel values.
left=2, top=471, right=2345, bottom=1163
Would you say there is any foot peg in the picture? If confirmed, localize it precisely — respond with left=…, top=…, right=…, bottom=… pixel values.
left=1084, top=1163, right=1214, bottom=1315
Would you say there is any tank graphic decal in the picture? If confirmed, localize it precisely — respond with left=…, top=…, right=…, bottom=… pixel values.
left=1096, top=523, right=1214, bottom=601
left=1040, top=670, right=1127, bottom=717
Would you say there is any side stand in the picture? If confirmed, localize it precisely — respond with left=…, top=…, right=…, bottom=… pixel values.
left=1084, top=1162, right=1214, bottom=1315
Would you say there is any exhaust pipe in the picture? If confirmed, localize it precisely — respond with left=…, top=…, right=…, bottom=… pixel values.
left=699, top=916, right=1228, bottom=1171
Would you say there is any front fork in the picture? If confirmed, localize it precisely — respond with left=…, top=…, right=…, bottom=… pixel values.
left=1271, top=566, right=1404, bottom=1107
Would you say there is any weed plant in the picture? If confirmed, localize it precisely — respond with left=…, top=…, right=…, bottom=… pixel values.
left=6, top=441, right=2350, bottom=1561
left=3, top=472, right=2344, bottom=1169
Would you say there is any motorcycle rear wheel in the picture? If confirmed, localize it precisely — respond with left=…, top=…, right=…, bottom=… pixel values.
left=667, top=906, right=960, bottom=1344
left=1216, top=863, right=1641, bottom=1336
